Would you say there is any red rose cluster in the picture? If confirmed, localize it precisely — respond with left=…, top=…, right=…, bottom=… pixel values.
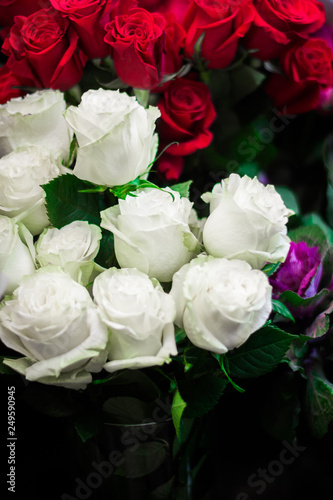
left=0, top=0, right=332, bottom=178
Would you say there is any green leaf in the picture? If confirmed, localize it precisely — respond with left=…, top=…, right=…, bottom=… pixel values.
left=171, top=389, right=187, bottom=440
left=74, top=413, right=103, bottom=443
left=227, top=325, right=295, bottom=379
left=43, top=174, right=105, bottom=228
left=306, top=371, right=333, bottom=439
left=95, top=229, right=117, bottom=269
left=133, top=88, right=150, bottom=108
left=0, top=356, right=17, bottom=375
left=302, top=213, right=333, bottom=246
left=279, top=289, right=330, bottom=318
left=262, top=261, right=281, bottom=277
left=305, top=313, right=330, bottom=339
left=272, top=299, right=295, bottom=322
left=275, top=186, right=300, bottom=216
left=103, top=396, right=155, bottom=425
left=170, top=180, right=193, bottom=199
left=175, top=327, right=187, bottom=345
left=179, top=372, right=229, bottom=418
left=228, top=64, right=266, bottom=104
left=288, top=224, right=329, bottom=258
left=115, top=441, right=167, bottom=478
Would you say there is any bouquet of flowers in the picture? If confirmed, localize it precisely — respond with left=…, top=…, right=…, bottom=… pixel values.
left=1, top=1, right=333, bottom=499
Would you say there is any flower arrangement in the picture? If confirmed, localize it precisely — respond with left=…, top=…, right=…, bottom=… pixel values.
left=1, top=1, right=333, bottom=499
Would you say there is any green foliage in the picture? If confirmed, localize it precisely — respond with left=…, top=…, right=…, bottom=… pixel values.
left=275, top=185, right=300, bottom=216
left=272, top=299, right=295, bottom=323
left=170, top=180, right=193, bottom=199
left=171, top=389, right=187, bottom=440
left=306, top=371, right=333, bottom=439
left=178, top=372, right=229, bottom=418
left=226, top=325, right=295, bottom=379
left=43, top=174, right=105, bottom=228
left=115, top=441, right=168, bottom=478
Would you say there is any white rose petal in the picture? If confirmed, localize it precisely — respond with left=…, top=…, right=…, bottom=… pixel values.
left=170, top=256, right=272, bottom=354
left=0, top=90, right=71, bottom=163
left=202, top=174, right=294, bottom=269
left=0, top=146, right=67, bottom=235
left=101, top=188, right=200, bottom=282
left=35, top=221, right=104, bottom=286
left=0, top=215, right=35, bottom=294
left=65, top=89, right=160, bottom=187
left=93, top=267, right=177, bottom=372
left=0, top=268, right=108, bottom=389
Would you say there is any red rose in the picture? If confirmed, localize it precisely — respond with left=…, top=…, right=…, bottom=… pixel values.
left=244, top=0, right=325, bottom=60
left=265, top=38, right=333, bottom=115
left=105, top=8, right=179, bottom=89
left=49, top=0, right=120, bottom=59
left=182, top=0, right=254, bottom=70
left=157, top=152, right=184, bottom=180
left=137, top=0, right=190, bottom=24
left=0, top=0, right=42, bottom=27
left=2, top=8, right=87, bottom=91
left=157, top=77, right=217, bottom=157
left=0, top=65, right=25, bottom=104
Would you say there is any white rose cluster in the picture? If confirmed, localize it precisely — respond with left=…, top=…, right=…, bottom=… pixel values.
left=0, top=81, right=294, bottom=390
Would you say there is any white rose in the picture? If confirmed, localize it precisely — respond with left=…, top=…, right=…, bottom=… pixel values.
left=64, top=89, right=160, bottom=187
left=101, top=188, right=200, bottom=282
left=0, top=90, right=71, bottom=163
left=0, top=215, right=35, bottom=295
left=202, top=174, right=294, bottom=269
left=35, top=221, right=103, bottom=285
left=0, top=268, right=108, bottom=390
left=93, top=267, right=177, bottom=372
left=0, top=146, right=68, bottom=235
left=170, top=255, right=272, bottom=354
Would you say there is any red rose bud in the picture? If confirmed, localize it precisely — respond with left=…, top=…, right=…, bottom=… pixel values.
left=157, top=77, right=217, bottom=156
left=49, top=0, right=118, bottom=59
left=182, top=0, right=254, bottom=70
left=244, top=0, right=326, bottom=60
left=265, top=38, right=333, bottom=115
left=2, top=8, right=88, bottom=92
left=104, top=8, right=166, bottom=89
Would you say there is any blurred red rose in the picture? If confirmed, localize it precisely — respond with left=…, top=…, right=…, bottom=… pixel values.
left=244, top=0, right=325, bottom=60
left=0, top=65, right=25, bottom=103
left=0, top=0, right=42, bottom=27
left=157, top=152, right=184, bottom=180
left=2, top=8, right=87, bottom=91
left=137, top=0, right=190, bottom=24
left=157, top=77, right=217, bottom=157
left=105, top=8, right=185, bottom=89
left=265, top=38, right=333, bottom=115
left=182, top=0, right=254, bottom=69
left=49, top=0, right=117, bottom=58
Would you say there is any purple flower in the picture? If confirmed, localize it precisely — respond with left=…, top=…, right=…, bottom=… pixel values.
left=270, top=241, right=322, bottom=298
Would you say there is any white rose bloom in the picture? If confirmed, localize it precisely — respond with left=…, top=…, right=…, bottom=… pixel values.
left=0, top=146, right=67, bottom=235
left=65, top=89, right=160, bottom=187
left=202, top=174, right=294, bottom=269
left=0, top=216, right=35, bottom=295
left=0, top=268, right=109, bottom=390
left=170, top=255, right=272, bottom=354
left=93, top=267, right=177, bottom=372
left=101, top=188, right=200, bottom=283
left=35, top=221, right=103, bottom=286
left=0, top=90, right=71, bottom=162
